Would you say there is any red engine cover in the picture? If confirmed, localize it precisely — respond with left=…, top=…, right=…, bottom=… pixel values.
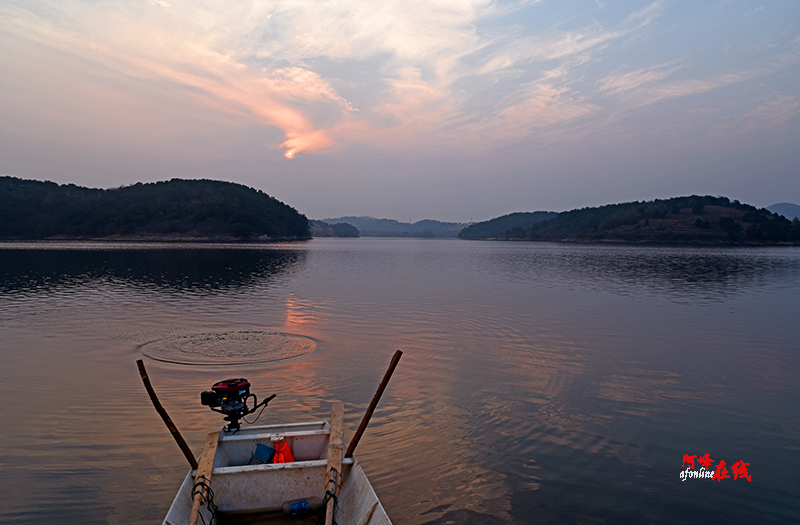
left=212, top=378, right=250, bottom=392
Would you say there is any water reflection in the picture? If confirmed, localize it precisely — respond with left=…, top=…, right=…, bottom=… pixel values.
left=0, top=242, right=305, bottom=295
left=489, top=244, right=800, bottom=303
left=1, top=240, right=798, bottom=525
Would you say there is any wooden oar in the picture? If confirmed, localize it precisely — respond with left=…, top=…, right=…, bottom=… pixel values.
left=189, top=431, right=221, bottom=525
left=136, top=359, right=198, bottom=469
left=324, top=402, right=344, bottom=525
left=345, top=350, right=402, bottom=458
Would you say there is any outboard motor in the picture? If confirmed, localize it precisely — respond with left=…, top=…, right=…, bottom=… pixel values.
left=200, top=378, right=276, bottom=432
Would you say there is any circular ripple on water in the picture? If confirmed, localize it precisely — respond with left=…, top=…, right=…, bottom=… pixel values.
left=140, top=331, right=316, bottom=366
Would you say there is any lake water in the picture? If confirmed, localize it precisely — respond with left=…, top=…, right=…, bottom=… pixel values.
left=1, top=239, right=798, bottom=524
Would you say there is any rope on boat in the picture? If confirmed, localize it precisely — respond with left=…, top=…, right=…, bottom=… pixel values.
left=324, top=466, right=340, bottom=524
left=191, top=476, right=218, bottom=525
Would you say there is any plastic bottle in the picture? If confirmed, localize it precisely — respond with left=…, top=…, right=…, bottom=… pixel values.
left=283, top=497, right=323, bottom=516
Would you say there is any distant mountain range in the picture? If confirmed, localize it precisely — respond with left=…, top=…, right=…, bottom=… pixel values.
left=767, top=202, right=800, bottom=221
left=322, top=216, right=467, bottom=237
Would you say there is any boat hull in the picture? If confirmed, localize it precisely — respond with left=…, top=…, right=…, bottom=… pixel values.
left=162, top=422, right=390, bottom=525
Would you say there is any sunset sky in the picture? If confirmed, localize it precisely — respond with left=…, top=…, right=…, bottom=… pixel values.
left=1, top=0, right=798, bottom=222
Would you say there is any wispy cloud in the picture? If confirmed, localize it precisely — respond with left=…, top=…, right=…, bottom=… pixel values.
left=2, top=1, right=365, bottom=157
left=597, top=62, right=682, bottom=94
left=626, top=1, right=663, bottom=25
left=743, top=94, right=800, bottom=129
left=1, top=0, right=796, bottom=160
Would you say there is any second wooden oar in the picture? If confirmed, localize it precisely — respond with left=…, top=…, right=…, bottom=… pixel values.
left=345, top=350, right=402, bottom=458
left=189, top=431, right=220, bottom=525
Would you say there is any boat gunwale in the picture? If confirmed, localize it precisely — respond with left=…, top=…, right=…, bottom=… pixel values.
left=209, top=457, right=354, bottom=475
left=214, top=421, right=330, bottom=442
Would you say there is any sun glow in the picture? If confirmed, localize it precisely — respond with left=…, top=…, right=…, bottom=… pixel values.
left=280, top=130, right=335, bottom=158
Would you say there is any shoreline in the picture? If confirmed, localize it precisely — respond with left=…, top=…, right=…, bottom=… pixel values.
left=0, top=234, right=311, bottom=243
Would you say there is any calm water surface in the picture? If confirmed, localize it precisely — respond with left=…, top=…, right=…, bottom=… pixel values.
left=0, top=239, right=798, bottom=524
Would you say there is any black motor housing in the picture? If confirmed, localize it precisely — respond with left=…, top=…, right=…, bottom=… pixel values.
left=201, top=378, right=251, bottom=408
left=200, top=378, right=274, bottom=432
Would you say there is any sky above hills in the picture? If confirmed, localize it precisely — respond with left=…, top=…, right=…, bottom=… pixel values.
left=1, top=1, right=798, bottom=222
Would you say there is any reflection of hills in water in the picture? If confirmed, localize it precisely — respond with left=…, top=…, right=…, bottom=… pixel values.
left=496, top=246, right=800, bottom=302
left=0, top=244, right=305, bottom=294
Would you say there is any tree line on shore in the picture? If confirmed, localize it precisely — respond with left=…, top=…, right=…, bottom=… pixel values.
left=460, top=196, right=800, bottom=244
left=0, top=177, right=310, bottom=240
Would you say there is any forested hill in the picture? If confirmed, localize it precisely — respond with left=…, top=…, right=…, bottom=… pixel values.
left=0, top=177, right=310, bottom=240
left=458, top=211, right=558, bottom=239
left=464, top=196, right=800, bottom=244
